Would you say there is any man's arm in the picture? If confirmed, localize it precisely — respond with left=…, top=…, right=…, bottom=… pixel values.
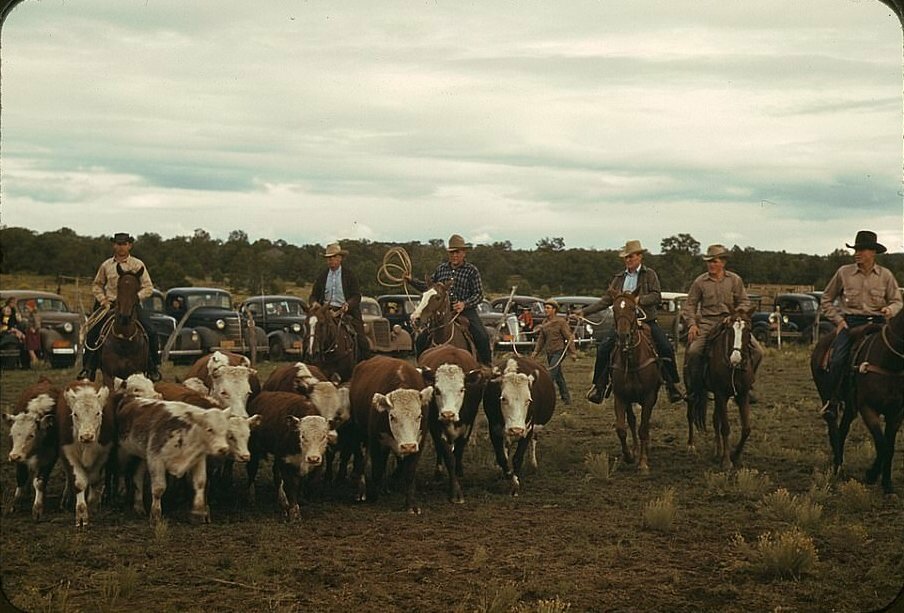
left=882, top=270, right=902, bottom=318
left=820, top=269, right=845, bottom=325
left=343, top=267, right=362, bottom=310
left=637, top=269, right=662, bottom=310
left=91, top=262, right=108, bottom=305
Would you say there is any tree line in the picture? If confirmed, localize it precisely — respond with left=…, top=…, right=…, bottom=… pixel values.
left=1, top=226, right=901, bottom=299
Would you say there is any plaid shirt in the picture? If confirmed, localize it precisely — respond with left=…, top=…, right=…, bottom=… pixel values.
left=413, top=260, right=484, bottom=309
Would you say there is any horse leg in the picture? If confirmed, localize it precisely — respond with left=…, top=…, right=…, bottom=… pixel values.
left=730, top=393, right=752, bottom=467
left=880, top=411, right=901, bottom=494
left=613, top=398, right=633, bottom=464
left=626, top=403, right=639, bottom=460
left=860, top=405, right=886, bottom=487
left=638, top=393, right=656, bottom=473
left=714, top=395, right=731, bottom=470
left=834, top=401, right=857, bottom=475
left=686, top=400, right=697, bottom=454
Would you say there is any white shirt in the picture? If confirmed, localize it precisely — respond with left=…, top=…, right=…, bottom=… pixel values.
left=325, top=267, right=345, bottom=307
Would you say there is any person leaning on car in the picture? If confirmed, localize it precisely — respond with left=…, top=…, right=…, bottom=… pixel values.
left=309, top=242, right=371, bottom=360
left=578, top=239, right=684, bottom=404
left=818, top=229, right=902, bottom=416
left=78, top=232, right=160, bottom=382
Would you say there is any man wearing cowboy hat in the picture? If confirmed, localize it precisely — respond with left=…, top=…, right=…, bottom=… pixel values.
left=579, top=239, right=685, bottom=404
left=531, top=299, right=578, bottom=405
left=78, top=232, right=159, bottom=381
left=309, top=242, right=370, bottom=360
left=819, top=230, right=902, bottom=415
left=406, top=234, right=492, bottom=365
left=681, top=243, right=763, bottom=405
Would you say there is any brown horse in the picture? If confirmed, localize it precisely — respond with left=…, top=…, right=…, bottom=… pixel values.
left=811, top=311, right=904, bottom=493
left=305, top=302, right=358, bottom=382
left=98, top=265, right=149, bottom=390
left=687, top=306, right=756, bottom=469
left=408, top=280, right=476, bottom=358
left=609, top=291, right=662, bottom=472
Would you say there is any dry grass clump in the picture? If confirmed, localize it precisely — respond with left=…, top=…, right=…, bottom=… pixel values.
left=643, top=487, right=678, bottom=532
left=517, top=597, right=572, bottom=612
left=731, top=528, right=819, bottom=579
left=703, top=469, right=732, bottom=494
left=584, top=451, right=617, bottom=481
left=824, top=522, right=871, bottom=552
left=757, top=488, right=823, bottom=531
left=735, top=468, right=773, bottom=498
left=475, top=582, right=521, bottom=613
left=807, top=466, right=836, bottom=504
left=836, top=480, right=873, bottom=512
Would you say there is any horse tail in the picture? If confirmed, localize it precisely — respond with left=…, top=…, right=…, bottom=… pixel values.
left=692, top=394, right=707, bottom=431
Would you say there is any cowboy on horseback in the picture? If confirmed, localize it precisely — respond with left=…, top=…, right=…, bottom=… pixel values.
left=77, top=232, right=161, bottom=382
left=579, top=240, right=685, bottom=404
left=818, top=230, right=902, bottom=417
left=308, top=242, right=371, bottom=361
left=682, top=244, right=763, bottom=407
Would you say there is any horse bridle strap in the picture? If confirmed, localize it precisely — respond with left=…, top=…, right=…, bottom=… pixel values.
left=880, top=325, right=904, bottom=359
left=857, top=361, right=904, bottom=378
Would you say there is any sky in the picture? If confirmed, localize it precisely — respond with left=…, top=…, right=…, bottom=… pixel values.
left=1, top=0, right=903, bottom=256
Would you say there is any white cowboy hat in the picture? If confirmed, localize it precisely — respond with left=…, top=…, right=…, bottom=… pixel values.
left=618, top=239, right=646, bottom=258
left=702, top=244, right=731, bottom=261
left=446, top=234, right=472, bottom=251
left=323, top=243, right=349, bottom=257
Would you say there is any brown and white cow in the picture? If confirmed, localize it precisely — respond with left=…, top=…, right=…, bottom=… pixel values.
left=115, top=373, right=162, bottom=400
left=116, top=397, right=231, bottom=524
left=246, top=391, right=330, bottom=521
left=483, top=356, right=556, bottom=496
left=56, top=380, right=114, bottom=527
left=417, top=345, right=486, bottom=504
left=4, top=377, right=60, bottom=520
left=349, top=356, right=433, bottom=514
left=183, top=350, right=261, bottom=417
left=263, top=362, right=331, bottom=394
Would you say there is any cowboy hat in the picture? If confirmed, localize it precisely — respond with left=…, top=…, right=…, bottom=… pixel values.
left=702, top=244, right=730, bottom=261
left=543, top=299, right=560, bottom=310
left=846, top=230, right=886, bottom=254
left=111, top=232, right=135, bottom=244
left=323, top=243, right=349, bottom=257
left=618, top=239, right=646, bottom=258
left=446, top=234, right=472, bottom=251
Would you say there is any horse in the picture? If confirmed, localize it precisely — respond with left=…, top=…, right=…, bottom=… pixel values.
left=687, top=306, right=756, bottom=470
left=98, top=265, right=149, bottom=390
left=408, top=279, right=476, bottom=359
left=305, top=302, right=358, bottom=382
left=811, top=310, right=904, bottom=493
left=609, top=291, right=662, bottom=472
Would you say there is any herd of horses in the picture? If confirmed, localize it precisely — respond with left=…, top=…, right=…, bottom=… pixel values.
left=97, top=276, right=904, bottom=493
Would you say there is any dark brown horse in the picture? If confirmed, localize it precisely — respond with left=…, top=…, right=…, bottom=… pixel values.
left=408, top=280, right=476, bottom=358
left=305, top=302, right=358, bottom=382
left=687, top=306, right=756, bottom=469
left=609, top=291, right=662, bottom=472
left=98, top=265, right=149, bottom=390
left=811, top=310, right=904, bottom=493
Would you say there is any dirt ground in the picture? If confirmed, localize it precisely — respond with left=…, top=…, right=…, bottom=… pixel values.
left=1, top=345, right=902, bottom=612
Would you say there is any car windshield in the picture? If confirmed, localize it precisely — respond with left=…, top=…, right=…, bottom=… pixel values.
left=360, top=301, right=382, bottom=317
left=184, top=293, right=232, bottom=309
left=24, top=297, right=70, bottom=313
left=143, top=295, right=166, bottom=313
left=477, top=301, right=492, bottom=315
left=263, top=299, right=305, bottom=317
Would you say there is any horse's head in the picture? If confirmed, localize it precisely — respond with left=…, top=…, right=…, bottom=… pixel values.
left=306, top=303, right=338, bottom=361
left=723, top=306, right=754, bottom=367
left=114, top=264, right=143, bottom=328
left=410, top=279, right=452, bottom=329
left=611, top=291, right=640, bottom=350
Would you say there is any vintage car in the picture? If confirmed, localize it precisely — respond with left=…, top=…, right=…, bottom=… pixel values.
left=238, top=295, right=308, bottom=361
left=658, top=291, right=688, bottom=348
left=140, top=289, right=202, bottom=364
left=0, top=290, right=83, bottom=369
left=489, top=295, right=546, bottom=350
left=160, top=287, right=268, bottom=361
left=376, top=294, right=421, bottom=335
left=751, top=293, right=834, bottom=344
left=550, top=295, right=613, bottom=345
left=360, top=296, right=413, bottom=354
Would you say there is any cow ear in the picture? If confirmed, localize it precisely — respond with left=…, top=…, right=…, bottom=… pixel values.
left=337, top=386, right=350, bottom=406
left=97, top=386, right=111, bottom=404
left=419, top=386, right=434, bottom=406
left=372, top=393, right=391, bottom=413
left=2, top=413, right=14, bottom=424
left=285, top=415, right=301, bottom=428
left=40, top=414, right=55, bottom=429
left=418, top=367, right=434, bottom=386
left=113, top=376, right=125, bottom=390
left=247, top=414, right=262, bottom=429
left=464, top=369, right=483, bottom=386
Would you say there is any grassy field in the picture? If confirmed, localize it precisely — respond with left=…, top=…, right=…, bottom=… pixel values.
left=0, top=345, right=902, bottom=612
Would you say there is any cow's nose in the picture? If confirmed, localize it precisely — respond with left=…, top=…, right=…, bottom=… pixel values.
left=399, top=442, right=419, bottom=455
left=80, top=433, right=95, bottom=443
left=507, top=427, right=525, bottom=439
left=306, top=455, right=322, bottom=465
left=9, top=452, right=21, bottom=462
left=235, top=453, right=251, bottom=463
left=440, top=411, right=457, bottom=422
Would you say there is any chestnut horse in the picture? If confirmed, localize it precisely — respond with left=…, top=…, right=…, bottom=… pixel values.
left=98, top=265, right=149, bottom=390
left=408, top=280, right=476, bottom=359
left=811, top=310, right=904, bottom=493
left=609, top=291, right=662, bottom=472
left=687, top=307, right=756, bottom=469
left=305, top=302, right=358, bottom=382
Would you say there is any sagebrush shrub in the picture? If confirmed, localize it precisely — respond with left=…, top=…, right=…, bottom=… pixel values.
left=643, top=487, right=677, bottom=532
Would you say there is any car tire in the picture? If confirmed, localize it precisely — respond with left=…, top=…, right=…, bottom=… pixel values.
left=753, top=327, right=768, bottom=344
left=269, top=337, right=286, bottom=361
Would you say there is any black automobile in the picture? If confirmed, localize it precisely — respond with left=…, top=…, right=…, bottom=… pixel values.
left=550, top=295, right=613, bottom=346
left=238, top=295, right=308, bottom=361
left=0, top=290, right=83, bottom=369
left=752, top=293, right=834, bottom=344
left=376, top=294, right=421, bottom=335
left=489, top=295, right=546, bottom=350
left=161, top=287, right=268, bottom=361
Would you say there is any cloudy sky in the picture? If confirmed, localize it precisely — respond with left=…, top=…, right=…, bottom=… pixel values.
left=1, top=0, right=902, bottom=255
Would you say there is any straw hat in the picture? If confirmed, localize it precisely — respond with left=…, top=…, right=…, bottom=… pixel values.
left=543, top=299, right=560, bottom=310
left=846, top=230, right=886, bottom=254
left=618, top=239, right=646, bottom=258
left=446, top=234, right=472, bottom=251
left=702, top=244, right=730, bottom=261
left=323, top=243, right=349, bottom=257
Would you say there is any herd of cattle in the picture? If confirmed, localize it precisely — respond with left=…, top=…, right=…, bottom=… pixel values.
left=4, top=346, right=556, bottom=525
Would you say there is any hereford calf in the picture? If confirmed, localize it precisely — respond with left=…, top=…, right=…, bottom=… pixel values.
left=246, top=391, right=330, bottom=520
left=483, top=356, right=556, bottom=496
left=116, top=397, right=231, bottom=524
left=184, top=351, right=260, bottom=416
left=4, top=377, right=60, bottom=520
left=263, top=362, right=331, bottom=394
left=417, top=346, right=486, bottom=504
left=56, top=381, right=114, bottom=527
left=349, top=356, right=433, bottom=514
